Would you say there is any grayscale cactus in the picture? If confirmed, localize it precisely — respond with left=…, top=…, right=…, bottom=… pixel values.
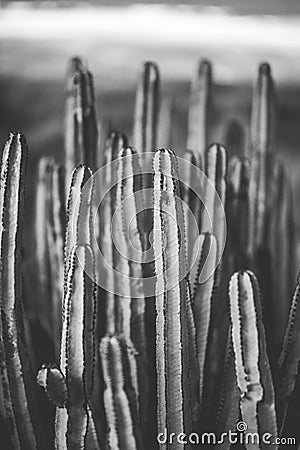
left=0, top=133, right=46, bottom=449
left=65, top=57, right=98, bottom=191
left=187, top=59, right=212, bottom=159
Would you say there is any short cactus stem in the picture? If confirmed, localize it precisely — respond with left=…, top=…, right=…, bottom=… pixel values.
left=100, top=334, right=142, bottom=450
left=229, top=270, right=277, bottom=444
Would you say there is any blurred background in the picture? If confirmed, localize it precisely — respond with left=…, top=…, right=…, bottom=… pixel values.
left=1, top=0, right=300, bottom=244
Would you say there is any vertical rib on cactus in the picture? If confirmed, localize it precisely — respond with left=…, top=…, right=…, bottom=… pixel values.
left=35, top=158, right=65, bottom=345
left=248, top=63, right=277, bottom=253
left=153, top=148, right=196, bottom=447
left=187, top=59, right=212, bottom=159
left=56, top=244, right=97, bottom=449
left=116, top=146, right=149, bottom=436
left=277, top=273, right=300, bottom=435
left=227, top=156, right=251, bottom=270
left=157, top=97, right=174, bottom=149
left=100, top=335, right=141, bottom=450
left=229, top=271, right=277, bottom=444
left=100, top=132, right=128, bottom=335
left=64, top=164, right=94, bottom=290
left=269, top=163, right=296, bottom=346
left=189, top=233, right=217, bottom=409
left=250, top=63, right=276, bottom=156
left=182, top=149, right=203, bottom=262
left=65, top=57, right=98, bottom=192
left=0, top=133, right=45, bottom=449
left=133, top=61, right=160, bottom=159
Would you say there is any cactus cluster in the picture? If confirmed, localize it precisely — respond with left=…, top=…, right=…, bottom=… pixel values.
left=0, top=56, right=299, bottom=450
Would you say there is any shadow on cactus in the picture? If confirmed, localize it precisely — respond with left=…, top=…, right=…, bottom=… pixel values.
left=0, top=57, right=299, bottom=450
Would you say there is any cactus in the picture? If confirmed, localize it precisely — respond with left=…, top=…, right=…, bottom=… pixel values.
left=229, top=270, right=277, bottom=444
left=100, top=132, right=128, bottom=335
left=0, top=133, right=45, bottom=449
left=35, top=158, right=65, bottom=346
left=227, top=155, right=251, bottom=270
left=2, top=56, right=300, bottom=450
left=38, top=244, right=99, bottom=449
left=187, top=59, right=212, bottom=159
left=133, top=61, right=160, bottom=165
left=181, top=149, right=203, bottom=262
left=189, top=233, right=217, bottom=409
left=65, top=57, right=98, bottom=192
left=99, top=334, right=142, bottom=450
left=277, top=273, right=300, bottom=435
left=153, top=148, right=197, bottom=447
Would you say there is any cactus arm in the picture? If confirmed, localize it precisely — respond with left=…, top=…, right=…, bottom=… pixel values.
left=37, top=363, right=67, bottom=408
left=0, top=133, right=45, bottom=449
left=277, top=273, right=300, bottom=434
left=189, top=233, right=217, bottom=408
left=100, top=335, right=138, bottom=450
left=187, top=59, right=212, bottom=158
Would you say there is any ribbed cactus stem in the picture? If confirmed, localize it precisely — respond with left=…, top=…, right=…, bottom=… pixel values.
left=133, top=61, right=160, bottom=159
left=227, top=156, right=251, bottom=269
left=229, top=271, right=277, bottom=445
left=64, top=164, right=94, bottom=289
left=116, top=147, right=149, bottom=433
left=187, top=59, right=212, bottom=159
left=65, top=57, right=98, bottom=192
left=0, top=133, right=45, bottom=449
left=35, top=158, right=65, bottom=343
left=201, top=143, right=227, bottom=280
left=153, top=148, right=196, bottom=448
left=100, top=335, right=141, bottom=450
left=100, top=132, right=128, bottom=335
left=277, top=273, right=300, bottom=434
left=181, top=149, right=203, bottom=262
left=56, top=244, right=97, bottom=449
left=189, top=233, right=217, bottom=408
left=250, top=62, right=276, bottom=156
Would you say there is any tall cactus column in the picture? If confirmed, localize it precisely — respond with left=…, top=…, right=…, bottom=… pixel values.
left=153, top=148, right=197, bottom=449
left=0, top=133, right=45, bottom=449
